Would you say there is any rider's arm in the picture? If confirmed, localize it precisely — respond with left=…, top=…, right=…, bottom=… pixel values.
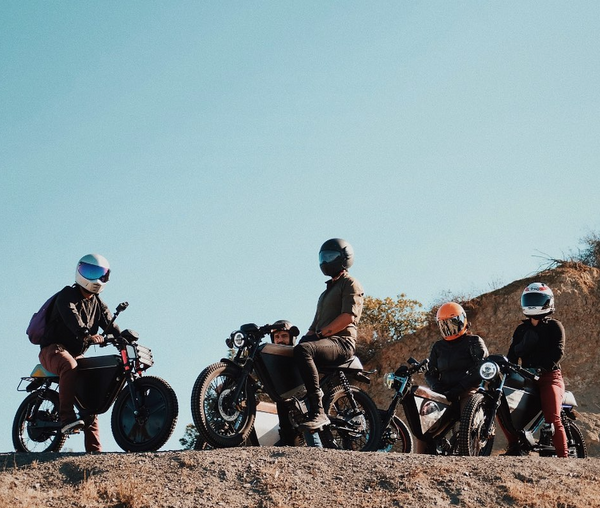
left=318, top=313, right=354, bottom=338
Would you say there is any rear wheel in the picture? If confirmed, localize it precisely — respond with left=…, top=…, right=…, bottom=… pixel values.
left=191, top=362, right=257, bottom=448
left=323, top=385, right=382, bottom=451
left=565, top=419, right=587, bottom=458
left=111, top=376, right=179, bottom=452
left=12, top=390, right=66, bottom=453
left=459, top=393, right=495, bottom=456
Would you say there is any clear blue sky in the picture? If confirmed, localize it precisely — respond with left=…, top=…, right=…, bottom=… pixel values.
left=1, top=2, right=599, bottom=453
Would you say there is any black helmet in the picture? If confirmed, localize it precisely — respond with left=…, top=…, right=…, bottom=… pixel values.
left=319, top=238, right=354, bottom=277
left=269, top=320, right=300, bottom=344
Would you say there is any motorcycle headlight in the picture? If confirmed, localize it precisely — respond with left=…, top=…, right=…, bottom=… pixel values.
left=384, top=372, right=396, bottom=390
left=231, top=331, right=246, bottom=348
left=479, top=361, right=499, bottom=380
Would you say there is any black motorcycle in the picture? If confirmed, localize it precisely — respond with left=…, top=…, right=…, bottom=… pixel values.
left=459, top=354, right=587, bottom=458
left=381, top=357, right=492, bottom=455
left=13, top=302, right=179, bottom=453
left=190, top=322, right=382, bottom=451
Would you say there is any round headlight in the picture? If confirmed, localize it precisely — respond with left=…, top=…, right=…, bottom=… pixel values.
left=383, top=372, right=395, bottom=389
left=232, top=331, right=246, bottom=348
left=479, top=361, right=499, bottom=380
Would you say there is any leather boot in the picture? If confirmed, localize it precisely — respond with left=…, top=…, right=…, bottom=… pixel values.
left=300, top=390, right=330, bottom=431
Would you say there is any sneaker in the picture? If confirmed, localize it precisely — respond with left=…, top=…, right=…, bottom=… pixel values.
left=61, top=418, right=85, bottom=434
left=299, top=412, right=330, bottom=431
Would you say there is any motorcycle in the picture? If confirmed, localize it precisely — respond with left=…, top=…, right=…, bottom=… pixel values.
left=381, top=357, right=492, bottom=455
left=13, top=302, right=179, bottom=453
left=190, top=322, right=382, bottom=451
left=459, top=354, right=587, bottom=457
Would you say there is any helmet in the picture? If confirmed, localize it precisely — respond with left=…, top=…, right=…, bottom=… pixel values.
left=318, top=238, right=354, bottom=277
left=436, top=302, right=468, bottom=341
left=269, top=320, right=300, bottom=345
left=521, top=282, right=555, bottom=318
left=75, top=254, right=111, bottom=294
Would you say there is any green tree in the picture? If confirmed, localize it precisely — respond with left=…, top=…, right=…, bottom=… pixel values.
left=356, top=294, right=426, bottom=361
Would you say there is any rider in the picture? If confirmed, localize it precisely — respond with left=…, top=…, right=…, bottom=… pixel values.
left=269, top=320, right=301, bottom=445
left=503, top=282, right=568, bottom=457
left=425, top=302, right=489, bottom=407
left=293, top=238, right=364, bottom=431
left=37, top=254, right=120, bottom=453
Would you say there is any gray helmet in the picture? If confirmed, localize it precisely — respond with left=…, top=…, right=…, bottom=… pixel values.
left=319, top=238, right=354, bottom=277
left=269, top=320, right=300, bottom=344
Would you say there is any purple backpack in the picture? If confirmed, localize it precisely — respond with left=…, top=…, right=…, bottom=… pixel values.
left=26, top=292, right=59, bottom=344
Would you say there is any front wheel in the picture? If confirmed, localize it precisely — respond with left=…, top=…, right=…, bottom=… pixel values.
left=378, top=413, right=413, bottom=453
left=190, top=362, right=257, bottom=448
left=323, top=385, right=382, bottom=451
left=565, top=419, right=587, bottom=458
left=111, top=376, right=179, bottom=452
left=12, top=390, right=66, bottom=453
left=459, top=393, right=495, bottom=456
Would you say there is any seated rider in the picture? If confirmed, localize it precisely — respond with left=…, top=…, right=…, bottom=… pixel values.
left=425, top=302, right=489, bottom=408
left=269, top=320, right=301, bottom=446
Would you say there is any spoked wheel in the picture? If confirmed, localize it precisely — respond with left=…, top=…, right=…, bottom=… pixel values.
left=323, top=385, right=382, bottom=451
left=564, top=419, right=587, bottom=458
left=12, top=390, right=66, bottom=453
left=111, top=376, right=179, bottom=452
left=378, top=412, right=413, bottom=453
left=459, top=393, right=495, bottom=456
left=190, top=362, right=256, bottom=448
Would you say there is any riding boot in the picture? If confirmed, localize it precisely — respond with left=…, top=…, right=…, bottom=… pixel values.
left=300, top=390, right=330, bottom=431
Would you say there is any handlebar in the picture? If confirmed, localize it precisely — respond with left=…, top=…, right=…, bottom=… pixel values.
left=486, top=354, right=540, bottom=381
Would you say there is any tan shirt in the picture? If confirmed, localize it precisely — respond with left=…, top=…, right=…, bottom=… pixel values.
left=309, top=272, right=364, bottom=348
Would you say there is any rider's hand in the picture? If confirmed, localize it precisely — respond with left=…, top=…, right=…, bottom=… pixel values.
left=88, top=334, right=105, bottom=345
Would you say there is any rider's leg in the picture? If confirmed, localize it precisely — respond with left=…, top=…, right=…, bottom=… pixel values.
left=39, top=344, right=82, bottom=431
left=538, top=370, right=568, bottom=458
left=84, top=415, right=102, bottom=452
left=293, top=337, right=351, bottom=430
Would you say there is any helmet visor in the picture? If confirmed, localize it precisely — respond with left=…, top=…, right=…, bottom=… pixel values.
left=437, top=315, right=466, bottom=339
left=521, top=292, right=550, bottom=308
left=319, top=250, right=341, bottom=264
left=78, top=262, right=110, bottom=283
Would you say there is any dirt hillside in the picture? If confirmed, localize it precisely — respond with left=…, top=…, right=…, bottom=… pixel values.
left=366, top=262, right=600, bottom=456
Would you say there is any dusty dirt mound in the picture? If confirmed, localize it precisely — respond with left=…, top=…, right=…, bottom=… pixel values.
left=366, top=263, right=600, bottom=456
left=2, top=448, right=600, bottom=508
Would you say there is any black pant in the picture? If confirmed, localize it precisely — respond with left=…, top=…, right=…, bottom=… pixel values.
left=293, top=336, right=354, bottom=395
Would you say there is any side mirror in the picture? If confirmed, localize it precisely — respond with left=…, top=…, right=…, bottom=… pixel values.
left=116, top=302, right=129, bottom=313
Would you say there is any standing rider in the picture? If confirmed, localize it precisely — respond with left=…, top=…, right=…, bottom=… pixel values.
left=38, top=254, right=120, bottom=453
left=425, top=302, right=489, bottom=408
left=504, top=282, right=568, bottom=457
left=294, top=238, right=364, bottom=431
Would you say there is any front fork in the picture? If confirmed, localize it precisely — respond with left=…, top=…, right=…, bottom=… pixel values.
left=479, top=380, right=505, bottom=440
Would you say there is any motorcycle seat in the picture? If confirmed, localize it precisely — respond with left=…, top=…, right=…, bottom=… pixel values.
left=563, top=390, right=578, bottom=407
left=30, top=363, right=57, bottom=378
left=321, top=356, right=364, bottom=372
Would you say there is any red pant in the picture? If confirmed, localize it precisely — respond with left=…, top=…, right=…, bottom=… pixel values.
left=538, top=369, right=568, bottom=458
left=39, top=344, right=102, bottom=452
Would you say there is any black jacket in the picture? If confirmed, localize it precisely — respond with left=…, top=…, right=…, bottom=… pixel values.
left=425, top=333, right=489, bottom=398
left=507, top=317, right=565, bottom=371
left=39, top=285, right=120, bottom=357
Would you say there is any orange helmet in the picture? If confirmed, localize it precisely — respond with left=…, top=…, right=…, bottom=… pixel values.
left=436, top=302, right=468, bottom=341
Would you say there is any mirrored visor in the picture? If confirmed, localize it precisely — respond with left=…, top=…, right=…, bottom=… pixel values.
left=78, top=262, right=110, bottom=282
left=319, top=250, right=341, bottom=264
left=521, top=293, right=550, bottom=308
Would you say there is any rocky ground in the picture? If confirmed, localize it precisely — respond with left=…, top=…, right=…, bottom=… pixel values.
left=1, top=447, right=600, bottom=508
